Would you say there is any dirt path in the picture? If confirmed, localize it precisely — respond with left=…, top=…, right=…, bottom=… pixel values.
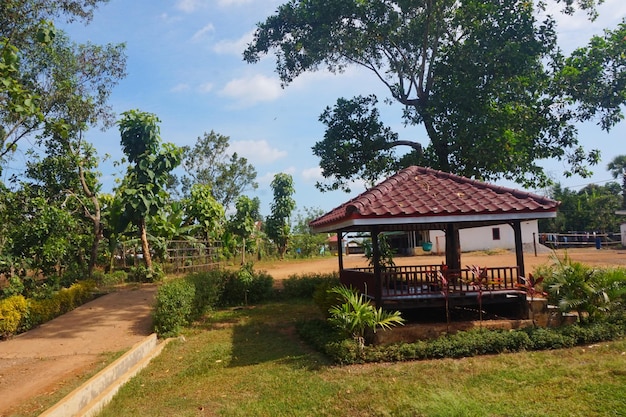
left=259, top=246, right=626, bottom=280
left=1, top=247, right=624, bottom=415
left=0, top=285, right=156, bottom=416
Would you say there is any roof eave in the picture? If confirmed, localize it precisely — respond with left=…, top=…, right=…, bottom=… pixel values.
left=310, top=211, right=557, bottom=234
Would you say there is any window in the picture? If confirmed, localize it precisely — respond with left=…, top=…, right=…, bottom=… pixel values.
left=492, top=227, right=501, bottom=240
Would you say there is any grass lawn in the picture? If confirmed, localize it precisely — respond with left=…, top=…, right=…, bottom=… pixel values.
left=98, top=300, right=626, bottom=417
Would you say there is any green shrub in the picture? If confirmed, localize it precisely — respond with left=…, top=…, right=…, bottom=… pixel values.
left=153, top=279, right=196, bottom=337
left=129, top=264, right=164, bottom=283
left=298, top=318, right=626, bottom=365
left=280, top=272, right=339, bottom=299
left=0, top=295, right=28, bottom=338
left=219, top=264, right=274, bottom=306
left=2, top=276, right=25, bottom=298
left=312, top=278, right=342, bottom=318
left=185, top=270, right=225, bottom=319
left=98, top=270, right=128, bottom=287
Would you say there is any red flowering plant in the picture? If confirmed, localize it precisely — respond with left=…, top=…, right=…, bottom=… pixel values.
left=517, top=273, right=547, bottom=326
left=466, top=265, right=503, bottom=325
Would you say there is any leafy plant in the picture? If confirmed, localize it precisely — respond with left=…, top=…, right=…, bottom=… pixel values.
left=517, top=273, right=547, bottom=326
left=543, top=254, right=626, bottom=323
left=328, top=285, right=404, bottom=351
left=363, top=234, right=396, bottom=270
left=153, top=279, right=195, bottom=337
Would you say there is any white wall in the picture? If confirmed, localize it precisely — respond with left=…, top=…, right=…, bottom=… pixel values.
left=428, top=220, right=539, bottom=253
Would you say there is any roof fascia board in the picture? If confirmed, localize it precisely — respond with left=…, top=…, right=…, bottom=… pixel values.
left=311, top=211, right=556, bottom=234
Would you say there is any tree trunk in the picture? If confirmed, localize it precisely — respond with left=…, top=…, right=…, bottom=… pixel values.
left=139, top=217, right=153, bottom=271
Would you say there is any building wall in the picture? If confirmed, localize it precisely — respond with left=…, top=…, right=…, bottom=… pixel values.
left=428, top=220, right=539, bottom=254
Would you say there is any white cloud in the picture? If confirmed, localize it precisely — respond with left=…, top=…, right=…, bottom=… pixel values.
left=301, top=167, right=323, bottom=182
left=230, top=140, right=287, bottom=165
left=219, top=74, right=283, bottom=106
left=176, top=0, right=204, bottom=13
left=213, top=29, right=255, bottom=55
left=198, top=82, right=214, bottom=93
left=170, top=83, right=190, bottom=93
left=191, top=23, right=215, bottom=41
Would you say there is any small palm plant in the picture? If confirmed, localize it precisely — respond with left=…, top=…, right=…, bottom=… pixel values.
left=328, top=285, right=404, bottom=351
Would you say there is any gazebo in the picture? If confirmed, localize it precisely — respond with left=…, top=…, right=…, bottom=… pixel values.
left=309, top=166, right=560, bottom=315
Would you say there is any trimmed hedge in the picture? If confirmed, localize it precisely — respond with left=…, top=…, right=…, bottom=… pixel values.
left=0, top=280, right=96, bottom=339
left=297, top=319, right=626, bottom=365
left=153, top=279, right=196, bottom=338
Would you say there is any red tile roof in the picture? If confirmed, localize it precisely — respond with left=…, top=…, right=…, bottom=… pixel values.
left=309, top=166, right=559, bottom=232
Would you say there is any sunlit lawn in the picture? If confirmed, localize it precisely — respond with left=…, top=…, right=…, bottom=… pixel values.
left=98, top=301, right=626, bottom=417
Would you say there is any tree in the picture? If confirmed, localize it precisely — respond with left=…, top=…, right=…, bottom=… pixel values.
left=180, top=131, right=258, bottom=208
left=244, top=0, right=619, bottom=191
left=288, top=207, right=328, bottom=257
left=266, top=173, right=295, bottom=258
left=117, top=110, right=182, bottom=273
left=1, top=1, right=125, bottom=166
left=540, top=182, right=621, bottom=233
left=185, top=183, right=225, bottom=243
left=228, top=195, right=261, bottom=264
left=607, top=155, right=626, bottom=210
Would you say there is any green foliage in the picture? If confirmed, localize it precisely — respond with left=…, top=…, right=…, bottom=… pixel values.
left=219, top=263, right=274, bottom=306
left=312, top=276, right=342, bottom=317
left=180, top=131, right=258, bottom=208
left=266, top=173, right=295, bottom=258
left=540, top=182, right=622, bottom=233
left=328, top=285, right=404, bottom=349
left=0, top=295, right=29, bottom=338
left=184, top=271, right=225, bottom=318
left=129, top=264, right=163, bottom=283
left=298, top=318, right=626, bottom=365
left=363, top=234, right=396, bottom=269
left=280, top=272, right=339, bottom=300
left=153, top=279, right=196, bottom=338
left=542, top=254, right=626, bottom=322
left=245, top=0, right=617, bottom=190
left=185, top=184, right=225, bottom=241
left=115, top=110, right=182, bottom=271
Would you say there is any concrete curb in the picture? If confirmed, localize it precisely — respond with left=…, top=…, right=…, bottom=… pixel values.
left=40, top=333, right=171, bottom=417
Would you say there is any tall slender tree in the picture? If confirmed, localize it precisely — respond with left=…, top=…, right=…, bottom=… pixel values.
left=266, top=173, right=295, bottom=258
left=117, top=110, right=182, bottom=273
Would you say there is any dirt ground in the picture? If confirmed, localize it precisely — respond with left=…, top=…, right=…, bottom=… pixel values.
left=260, top=246, right=626, bottom=280
left=0, top=285, right=157, bottom=417
left=1, top=247, right=624, bottom=416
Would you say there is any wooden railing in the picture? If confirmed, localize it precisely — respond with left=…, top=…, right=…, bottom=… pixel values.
left=342, top=264, right=522, bottom=297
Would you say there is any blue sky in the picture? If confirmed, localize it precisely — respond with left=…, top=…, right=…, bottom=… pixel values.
left=37, top=0, right=626, bottom=216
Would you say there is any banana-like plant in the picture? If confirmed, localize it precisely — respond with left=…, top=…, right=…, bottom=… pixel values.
left=328, top=285, right=404, bottom=350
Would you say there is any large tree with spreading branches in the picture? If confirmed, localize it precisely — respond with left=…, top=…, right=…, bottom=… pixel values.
left=245, top=0, right=626, bottom=192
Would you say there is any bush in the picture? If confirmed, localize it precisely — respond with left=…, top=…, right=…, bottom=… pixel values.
left=0, top=295, right=28, bottom=338
left=280, top=272, right=339, bottom=300
left=185, top=270, right=225, bottom=319
left=219, top=264, right=274, bottom=306
left=129, top=264, right=163, bottom=283
left=297, top=318, right=626, bottom=365
left=153, top=279, right=196, bottom=337
left=312, top=278, right=342, bottom=317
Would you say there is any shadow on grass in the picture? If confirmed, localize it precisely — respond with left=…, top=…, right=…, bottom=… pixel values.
left=218, top=301, right=330, bottom=369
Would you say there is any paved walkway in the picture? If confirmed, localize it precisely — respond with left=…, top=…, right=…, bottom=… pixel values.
left=0, top=285, right=157, bottom=416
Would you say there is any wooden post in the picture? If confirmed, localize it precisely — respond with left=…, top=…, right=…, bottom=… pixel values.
left=337, top=231, right=344, bottom=271
left=512, top=221, right=525, bottom=278
left=445, top=224, right=461, bottom=270
left=372, top=228, right=382, bottom=308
